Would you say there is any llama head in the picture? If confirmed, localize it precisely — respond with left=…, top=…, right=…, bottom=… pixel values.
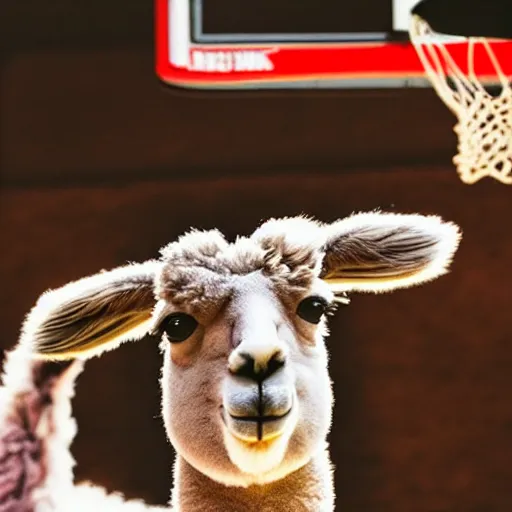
left=22, top=212, right=461, bottom=487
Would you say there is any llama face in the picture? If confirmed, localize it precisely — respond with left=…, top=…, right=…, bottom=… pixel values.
left=24, top=213, right=461, bottom=488
left=155, top=259, right=335, bottom=487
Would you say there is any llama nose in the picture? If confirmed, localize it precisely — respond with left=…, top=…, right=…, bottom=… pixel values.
left=229, top=349, right=286, bottom=383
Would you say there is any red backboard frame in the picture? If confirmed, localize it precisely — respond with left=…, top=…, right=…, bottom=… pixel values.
left=155, top=0, right=512, bottom=90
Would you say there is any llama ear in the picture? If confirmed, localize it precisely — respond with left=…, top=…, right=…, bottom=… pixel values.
left=320, top=212, right=461, bottom=294
left=22, top=260, right=161, bottom=360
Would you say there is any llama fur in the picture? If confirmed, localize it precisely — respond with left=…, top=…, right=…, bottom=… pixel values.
left=0, top=212, right=461, bottom=511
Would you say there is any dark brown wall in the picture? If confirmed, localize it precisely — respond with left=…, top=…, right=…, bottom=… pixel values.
left=1, top=48, right=457, bottom=186
left=2, top=2, right=512, bottom=511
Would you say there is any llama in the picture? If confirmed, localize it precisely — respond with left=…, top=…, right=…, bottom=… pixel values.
left=0, top=212, right=461, bottom=511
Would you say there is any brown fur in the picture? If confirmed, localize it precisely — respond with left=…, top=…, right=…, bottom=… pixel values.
left=157, top=228, right=320, bottom=311
left=0, top=361, right=72, bottom=511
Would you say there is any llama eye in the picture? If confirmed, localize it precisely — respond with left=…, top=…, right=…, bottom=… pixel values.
left=296, top=296, right=328, bottom=324
left=160, top=313, right=198, bottom=343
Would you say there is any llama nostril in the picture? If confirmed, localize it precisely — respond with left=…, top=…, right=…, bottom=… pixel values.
left=231, top=351, right=286, bottom=383
left=266, top=354, right=285, bottom=377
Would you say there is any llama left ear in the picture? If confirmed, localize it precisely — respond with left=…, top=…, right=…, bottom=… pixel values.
left=23, top=260, right=161, bottom=360
left=320, top=212, right=462, bottom=294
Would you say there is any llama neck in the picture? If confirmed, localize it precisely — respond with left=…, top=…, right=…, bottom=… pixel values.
left=171, top=451, right=334, bottom=512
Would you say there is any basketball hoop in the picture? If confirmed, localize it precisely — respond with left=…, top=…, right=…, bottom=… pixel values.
left=409, top=14, right=512, bottom=185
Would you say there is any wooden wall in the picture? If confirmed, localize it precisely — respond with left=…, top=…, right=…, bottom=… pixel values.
left=1, top=48, right=458, bottom=186
left=2, top=2, right=512, bottom=510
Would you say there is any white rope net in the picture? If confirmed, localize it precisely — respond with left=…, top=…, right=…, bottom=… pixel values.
left=409, top=15, right=512, bottom=185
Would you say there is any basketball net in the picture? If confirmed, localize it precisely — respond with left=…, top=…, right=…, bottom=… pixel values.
left=409, top=15, right=512, bottom=185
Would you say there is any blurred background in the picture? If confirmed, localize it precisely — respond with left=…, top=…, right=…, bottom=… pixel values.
left=1, top=1, right=512, bottom=510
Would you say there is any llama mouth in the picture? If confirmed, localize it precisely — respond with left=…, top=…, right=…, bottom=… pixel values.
left=229, top=410, right=292, bottom=422
left=222, top=407, right=293, bottom=442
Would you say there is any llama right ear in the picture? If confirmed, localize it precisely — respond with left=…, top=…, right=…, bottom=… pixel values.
left=23, top=260, right=161, bottom=361
left=320, top=212, right=461, bottom=294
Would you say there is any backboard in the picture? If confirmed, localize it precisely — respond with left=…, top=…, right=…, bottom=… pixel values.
left=155, top=0, right=512, bottom=90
